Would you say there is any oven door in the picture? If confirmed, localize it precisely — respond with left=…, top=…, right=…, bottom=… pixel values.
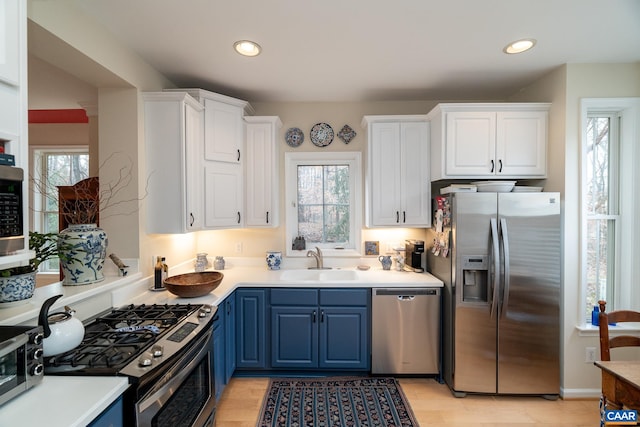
left=136, top=330, right=215, bottom=427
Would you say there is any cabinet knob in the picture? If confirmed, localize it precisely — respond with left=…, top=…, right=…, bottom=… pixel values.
left=189, top=213, right=195, bottom=227
left=237, top=149, right=241, bottom=162
left=498, top=159, right=503, bottom=173
left=396, top=211, right=399, bottom=223
left=266, top=211, right=269, bottom=224
left=490, top=159, right=495, bottom=173
left=237, top=212, right=241, bottom=224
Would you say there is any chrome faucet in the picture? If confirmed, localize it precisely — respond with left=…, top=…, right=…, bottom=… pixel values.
left=306, top=246, right=324, bottom=269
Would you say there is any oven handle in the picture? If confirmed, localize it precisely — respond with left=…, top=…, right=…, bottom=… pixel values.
left=137, top=329, right=212, bottom=413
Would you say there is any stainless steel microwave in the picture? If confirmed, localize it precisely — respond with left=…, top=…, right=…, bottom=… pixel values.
left=0, top=165, right=24, bottom=255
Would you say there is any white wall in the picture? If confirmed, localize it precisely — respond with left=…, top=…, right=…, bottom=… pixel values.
left=511, top=63, right=640, bottom=397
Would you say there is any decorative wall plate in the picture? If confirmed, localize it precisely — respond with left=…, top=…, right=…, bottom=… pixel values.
left=310, top=123, right=334, bottom=147
left=337, top=124, right=356, bottom=144
left=285, top=127, right=304, bottom=147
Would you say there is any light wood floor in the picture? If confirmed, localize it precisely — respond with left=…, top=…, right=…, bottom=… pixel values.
left=216, top=377, right=599, bottom=426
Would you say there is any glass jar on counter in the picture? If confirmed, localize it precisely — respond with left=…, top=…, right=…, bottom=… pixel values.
left=194, top=253, right=209, bottom=272
left=214, top=256, right=225, bottom=270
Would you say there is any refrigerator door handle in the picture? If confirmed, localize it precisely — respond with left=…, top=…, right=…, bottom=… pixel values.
left=499, top=218, right=511, bottom=319
left=490, top=218, right=500, bottom=319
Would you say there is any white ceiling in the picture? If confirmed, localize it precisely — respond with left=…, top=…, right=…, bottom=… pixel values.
left=38, top=0, right=640, bottom=103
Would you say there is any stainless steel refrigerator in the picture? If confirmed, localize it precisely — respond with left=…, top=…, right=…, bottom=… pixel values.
left=427, top=192, right=560, bottom=397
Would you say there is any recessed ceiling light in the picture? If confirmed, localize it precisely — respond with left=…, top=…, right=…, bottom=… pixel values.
left=503, top=39, right=536, bottom=54
left=233, top=40, right=261, bottom=57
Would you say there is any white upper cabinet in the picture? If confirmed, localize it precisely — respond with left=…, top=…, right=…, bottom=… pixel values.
left=143, top=92, right=204, bottom=233
left=428, top=103, right=550, bottom=180
left=362, top=116, right=431, bottom=228
left=244, top=116, right=282, bottom=228
left=167, top=89, right=253, bottom=164
left=166, top=89, right=253, bottom=229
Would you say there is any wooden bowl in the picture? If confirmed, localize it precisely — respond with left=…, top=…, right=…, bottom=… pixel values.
left=163, top=272, right=223, bottom=298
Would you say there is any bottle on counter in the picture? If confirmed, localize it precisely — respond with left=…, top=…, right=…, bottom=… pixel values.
left=214, top=256, right=225, bottom=270
left=154, top=256, right=164, bottom=289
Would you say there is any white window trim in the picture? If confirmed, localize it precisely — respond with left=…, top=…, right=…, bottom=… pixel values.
left=579, top=98, right=640, bottom=324
left=284, top=151, right=362, bottom=258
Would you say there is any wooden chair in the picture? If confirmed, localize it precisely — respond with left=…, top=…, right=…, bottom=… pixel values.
left=597, top=300, right=640, bottom=419
left=598, top=300, right=640, bottom=362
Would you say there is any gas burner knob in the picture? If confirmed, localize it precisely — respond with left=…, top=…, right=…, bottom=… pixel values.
left=198, top=305, right=212, bottom=317
left=30, top=363, right=44, bottom=376
left=151, top=345, right=163, bottom=357
left=138, top=353, right=154, bottom=367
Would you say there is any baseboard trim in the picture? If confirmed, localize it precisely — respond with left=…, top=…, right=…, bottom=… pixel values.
left=561, top=387, right=601, bottom=399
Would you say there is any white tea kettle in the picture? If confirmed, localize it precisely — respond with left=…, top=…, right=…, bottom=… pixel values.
left=38, top=294, right=85, bottom=356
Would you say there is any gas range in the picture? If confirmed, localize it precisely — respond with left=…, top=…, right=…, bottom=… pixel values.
left=44, top=303, right=215, bottom=378
left=43, top=302, right=218, bottom=426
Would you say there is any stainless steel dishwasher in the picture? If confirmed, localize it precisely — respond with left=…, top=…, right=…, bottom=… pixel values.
left=371, top=288, right=440, bottom=374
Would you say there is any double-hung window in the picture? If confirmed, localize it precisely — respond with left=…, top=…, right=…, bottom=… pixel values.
left=581, top=98, right=640, bottom=320
left=31, top=148, right=89, bottom=271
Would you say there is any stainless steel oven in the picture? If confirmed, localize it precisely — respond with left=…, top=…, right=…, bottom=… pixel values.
left=43, top=303, right=217, bottom=427
left=136, top=327, right=215, bottom=426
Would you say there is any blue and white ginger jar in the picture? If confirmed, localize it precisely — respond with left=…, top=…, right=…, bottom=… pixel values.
left=58, top=223, right=108, bottom=285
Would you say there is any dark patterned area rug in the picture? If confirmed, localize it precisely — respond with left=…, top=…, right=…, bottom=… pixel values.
left=257, top=377, right=419, bottom=427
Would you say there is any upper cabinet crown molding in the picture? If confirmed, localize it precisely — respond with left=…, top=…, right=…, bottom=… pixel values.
left=427, top=103, right=550, bottom=181
left=164, top=88, right=254, bottom=116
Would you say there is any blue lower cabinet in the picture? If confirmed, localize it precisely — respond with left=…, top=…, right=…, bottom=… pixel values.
left=320, top=307, right=369, bottom=369
left=270, top=288, right=370, bottom=370
left=224, top=294, right=236, bottom=383
left=271, top=306, right=318, bottom=368
left=236, top=289, right=268, bottom=369
left=212, top=311, right=225, bottom=401
left=87, top=395, right=123, bottom=427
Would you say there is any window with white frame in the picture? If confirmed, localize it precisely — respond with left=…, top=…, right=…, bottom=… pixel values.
left=32, top=148, right=89, bottom=271
left=285, top=152, right=362, bottom=257
left=581, top=99, right=640, bottom=321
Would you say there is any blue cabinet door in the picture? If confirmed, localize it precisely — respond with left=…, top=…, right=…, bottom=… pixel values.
left=212, top=313, right=225, bottom=401
left=271, top=306, right=318, bottom=368
left=236, top=289, right=267, bottom=369
left=88, top=395, right=123, bottom=427
left=319, top=307, right=369, bottom=370
left=224, top=294, right=236, bottom=383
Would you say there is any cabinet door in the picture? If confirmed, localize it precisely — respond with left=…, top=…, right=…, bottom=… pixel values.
left=319, top=307, right=369, bottom=370
left=236, top=289, right=267, bottom=369
left=203, top=99, right=243, bottom=164
left=271, top=306, right=318, bottom=368
left=400, top=122, right=430, bottom=226
left=144, top=93, right=204, bottom=233
left=184, top=101, right=204, bottom=230
left=445, top=111, right=496, bottom=176
left=203, top=162, right=243, bottom=228
left=224, top=294, right=236, bottom=383
left=212, top=315, right=225, bottom=401
left=87, top=396, right=123, bottom=427
left=369, top=122, right=402, bottom=225
left=496, top=111, right=547, bottom=177
left=245, top=121, right=278, bottom=227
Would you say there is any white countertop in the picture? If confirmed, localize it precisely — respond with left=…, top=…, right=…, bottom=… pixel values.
left=0, top=376, right=129, bottom=427
left=127, top=266, right=443, bottom=307
left=0, top=261, right=443, bottom=426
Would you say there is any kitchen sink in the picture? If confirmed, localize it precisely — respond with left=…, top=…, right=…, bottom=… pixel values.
left=279, top=269, right=359, bottom=282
